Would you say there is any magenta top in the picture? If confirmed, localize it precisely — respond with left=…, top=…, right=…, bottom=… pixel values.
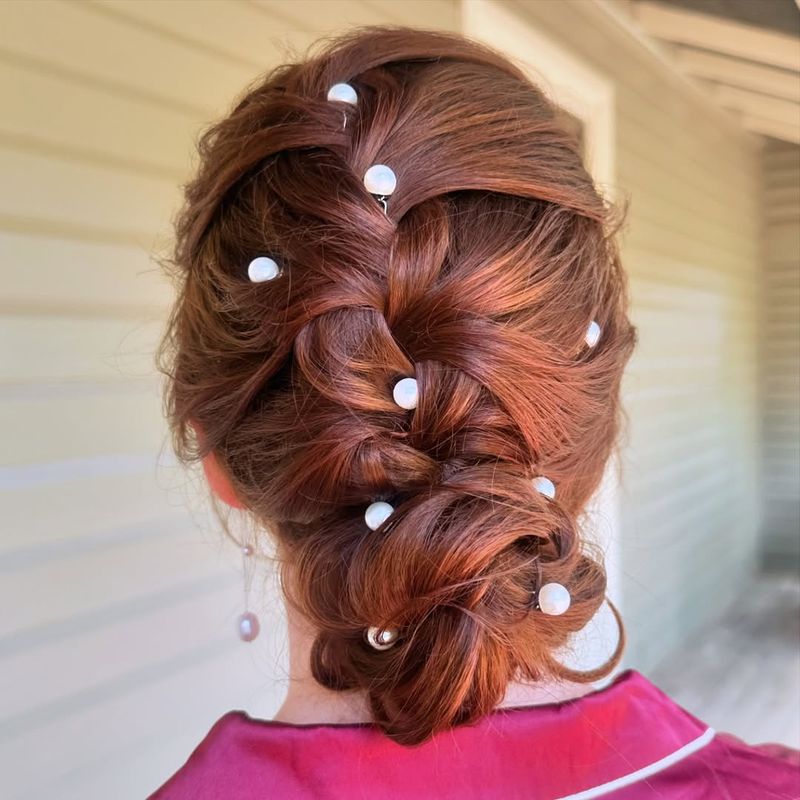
left=148, top=670, right=799, bottom=799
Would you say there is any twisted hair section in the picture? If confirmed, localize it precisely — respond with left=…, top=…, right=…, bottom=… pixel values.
left=158, top=27, right=637, bottom=746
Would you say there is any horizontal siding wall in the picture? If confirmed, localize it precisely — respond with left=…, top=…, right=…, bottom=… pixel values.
left=0, top=2, right=458, bottom=799
left=761, top=138, right=800, bottom=568
left=507, top=0, right=763, bottom=672
left=1, top=0, right=770, bottom=796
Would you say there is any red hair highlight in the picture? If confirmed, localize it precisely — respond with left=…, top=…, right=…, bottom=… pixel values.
left=158, top=27, right=636, bottom=746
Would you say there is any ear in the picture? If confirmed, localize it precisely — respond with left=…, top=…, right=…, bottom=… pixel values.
left=191, top=420, right=246, bottom=510
left=202, top=450, right=246, bottom=509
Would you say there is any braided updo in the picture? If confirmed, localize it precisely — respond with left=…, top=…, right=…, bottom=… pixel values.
left=159, top=27, right=637, bottom=746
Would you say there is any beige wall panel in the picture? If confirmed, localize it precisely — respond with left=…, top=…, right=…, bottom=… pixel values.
left=0, top=527, right=229, bottom=638
left=350, top=0, right=458, bottom=28
left=94, top=0, right=458, bottom=50
left=251, top=0, right=457, bottom=31
left=0, top=316, right=163, bottom=382
left=0, top=233, right=172, bottom=314
left=0, top=61, right=194, bottom=177
left=91, top=0, right=316, bottom=67
left=0, top=474, right=189, bottom=553
left=623, top=249, right=733, bottom=293
left=0, top=387, right=167, bottom=467
left=2, top=578, right=239, bottom=720
left=0, top=0, right=255, bottom=114
left=0, top=149, right=178, bottom=241
left=765, top=184, right=800, bottom=210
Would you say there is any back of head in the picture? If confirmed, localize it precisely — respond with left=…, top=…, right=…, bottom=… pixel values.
left=160, top=27, right=637, bottom=746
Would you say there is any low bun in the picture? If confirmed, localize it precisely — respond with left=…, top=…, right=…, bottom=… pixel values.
left=284, top=465, right=613, bottom=745
left=159, top=27, right=636, bottom=746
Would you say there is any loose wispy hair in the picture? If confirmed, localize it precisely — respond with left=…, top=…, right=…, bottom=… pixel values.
left=158, top=27, right=637, bottom=746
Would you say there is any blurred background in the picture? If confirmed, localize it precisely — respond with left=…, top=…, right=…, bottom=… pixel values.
left=1, top=1, right=798, bottom=798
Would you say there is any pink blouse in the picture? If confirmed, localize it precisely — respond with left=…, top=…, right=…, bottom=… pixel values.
left=148, top=670, right=799, bottom=799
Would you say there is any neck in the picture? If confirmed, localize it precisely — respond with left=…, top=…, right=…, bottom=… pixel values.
left=272, top=600, right=596, bottom=726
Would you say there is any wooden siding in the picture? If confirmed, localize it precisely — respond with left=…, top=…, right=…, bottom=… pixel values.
left=761, top=138, right=800, bottom=568
left=0, top=0, right=771, bottom=797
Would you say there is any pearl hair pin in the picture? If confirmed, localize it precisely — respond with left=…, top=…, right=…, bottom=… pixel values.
left=363, top=164, right=396, bottom=213
left=585, top=320, right=602, bottom=348
left=365, top=500, right=394, bottom=531
left=327, top=82, right=357, bottom=130
left=366, top=626, right=399, bottom=650
left=392, top=377, right=418, bottom=410
left=537, top=582, right=572, bottom=616
left=532, top=476, right=556, bottom=500
left=326, top=82, right=358, bottom=104
left=247, top=256, right=280, bottom=283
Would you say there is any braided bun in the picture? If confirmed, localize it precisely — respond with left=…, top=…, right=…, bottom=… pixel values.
left=159, top=27, right=636, bottom=746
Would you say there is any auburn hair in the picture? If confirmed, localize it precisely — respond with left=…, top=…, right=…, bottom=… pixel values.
left=158, top=27, right=637, bottom=746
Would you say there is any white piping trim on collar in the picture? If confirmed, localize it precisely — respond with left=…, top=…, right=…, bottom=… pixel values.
left=554, top=727, right=716, bottom=800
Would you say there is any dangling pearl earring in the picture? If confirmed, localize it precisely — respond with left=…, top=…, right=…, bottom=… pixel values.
left=237, top=541, right=260, bottom=642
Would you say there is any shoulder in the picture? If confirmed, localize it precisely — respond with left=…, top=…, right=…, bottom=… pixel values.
left=145, top=709, right=380, bottom=800
left=145, top=711, right=289, bottom=800
left=643, top=729, right=800, bottom=799
left=582, top=673, right=800, bottom=799
left=713, top=732, right=800, bottom=783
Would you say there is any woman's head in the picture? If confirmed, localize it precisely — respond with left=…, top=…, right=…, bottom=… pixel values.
left=159, top=27, right=636, bottom=746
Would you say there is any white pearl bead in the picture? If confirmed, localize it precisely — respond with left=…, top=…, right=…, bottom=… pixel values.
left=247, top=256, right=280, bottom=283
left=392, top=377, right=418, bottom=410
left=237, top=611, right=260, bottom=641
left=538, top=582, right=571, bottom=616
left=327, top=82, right=358, bottom=104
left=532, top=476, right=556, bottom=499
left=585, top=320, right=602, bottom=348
left=363, top=164, right=397, bottom=196
left=366, top=626, right=399, bottom=650
left=364, top=500, right=394, bottom=531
